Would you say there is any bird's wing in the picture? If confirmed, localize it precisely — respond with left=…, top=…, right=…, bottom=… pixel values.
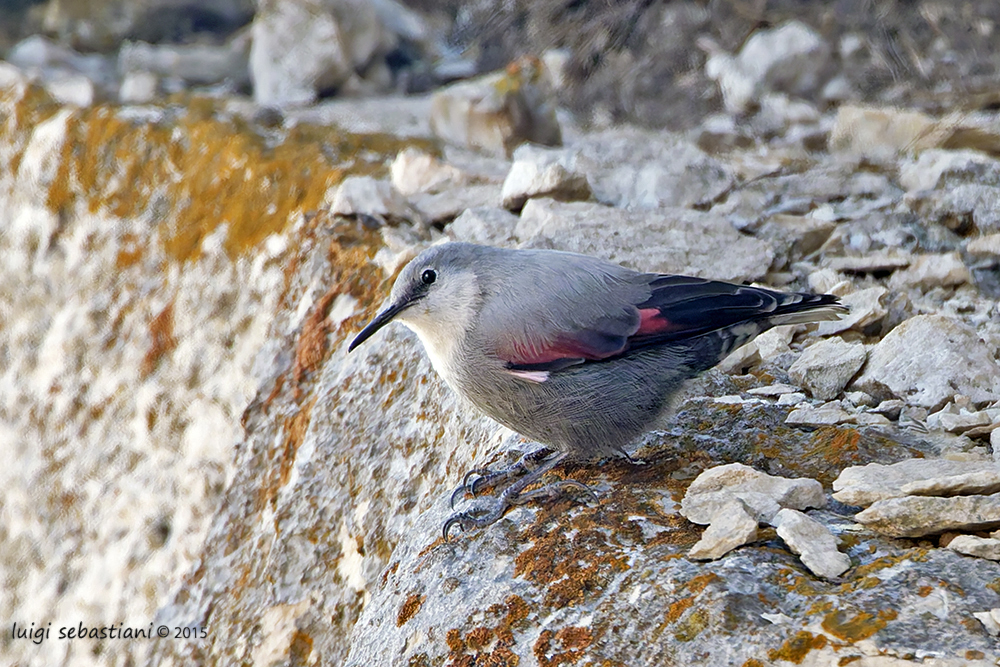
left=476, top=252, right=648, bottom=375
left=629, top=274, right=844, bottom=349
left=481, top=263, right=842, bottom=380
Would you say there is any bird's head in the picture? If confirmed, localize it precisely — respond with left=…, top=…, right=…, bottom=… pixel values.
left=349, top=243, right=484, bottom=353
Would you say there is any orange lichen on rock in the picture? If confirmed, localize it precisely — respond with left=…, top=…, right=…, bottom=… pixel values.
left=514, top=524, right=631, bottom=608
left=2, top=85, right=430, bottom=263
left=821, top=609, right=897, bottom=642
left=444, top=594, right=532, bottom=667
left=804, top=427, right=862, bottom=466
left=767, top=630, right=828, bottom=664
left=532, top=626, right=593, bottom=667
left=141, top=300, right=177, bottom=377
left=288, top=630, right=314, bottom=664
left=654, top=572, right=719, bottom=643
left=397, top=592, right=425, bottom=627
left=292, top=287, right=341, bottom=391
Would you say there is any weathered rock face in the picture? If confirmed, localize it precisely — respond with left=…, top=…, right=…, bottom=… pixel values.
left=0, top=78, right=419, bottom=667
left=853, top=314, right=1000, bottom=409
left=429, top=57, right=563, bottom=157
left=5, top=11, right=1000, bottom=665
left=145, top=290, right=996, bottom=665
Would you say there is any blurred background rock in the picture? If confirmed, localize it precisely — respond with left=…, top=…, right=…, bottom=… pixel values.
left=2, top=1, right=1000, bottom=666
left=1, top=0, right=999, bottom=118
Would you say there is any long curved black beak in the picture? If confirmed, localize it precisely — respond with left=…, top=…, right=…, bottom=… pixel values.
left=348, top=300, right=410, bottom=352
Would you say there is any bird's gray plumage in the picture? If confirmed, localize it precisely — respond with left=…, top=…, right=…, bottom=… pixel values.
left=350, top=242, right=846, bottom=460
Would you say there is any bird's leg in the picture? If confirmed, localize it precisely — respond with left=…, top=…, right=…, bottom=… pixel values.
left=443, top=451, right=595, bottom=540
left=449, top=447, right=554, bottom=509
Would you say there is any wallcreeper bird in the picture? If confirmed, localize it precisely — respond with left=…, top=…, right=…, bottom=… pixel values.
left=349, top=242, right=846, bottom=539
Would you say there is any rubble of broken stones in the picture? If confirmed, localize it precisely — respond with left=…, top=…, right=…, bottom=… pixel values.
left=0, top=0, right=461, bottom=107
left=324, top=24, right=1000, bottom=643
left=252, top=18, right=1000, bottom=660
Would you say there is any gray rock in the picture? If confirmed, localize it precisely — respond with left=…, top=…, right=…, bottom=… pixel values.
left=888, top=252, right=971, bottom=291
left=929, top=408, right=992, bottom=434
left=852, top=315, right=1000, bottom=409
left=815, top=287, right=887, bottom=336
left=705, top=21, right=830, bottom=114
left=688, top=500, right=758, bottom=560
left=901, top=468, right=1000, bottom=497
left=568, top=128, right=733, bottom=210
left=854, top=494, right=1000, bottom=537
left=118, top=40, right=250, bottom=87
left=785, top=405, right=854, bottom=426
left=42, top=71, right=95, bottom=107
left=119, top=70, right=159, bottom=104
left=747, top=383, right=802, bottom=397
left=843, top=391, right=875, bottom=407
left=760, top=213, right=836, bottom=264
left=7, top=34, right=115, bottom=86
left=833, top=458, right=995, bottom=506
left=828, top=105, right=945, bottom=162
left=806, top=268, right=844, bottom=294
left=771, top=508, right=851, bottom=579
left=0, top=80, right=298, bottom=667
left=500, top=145, right=591, bottom=210
left=250, top=0, right=370, bottom=105
left=717, top=339, right=761, bottom=375
left=411, top=184, right=502, bottom=225
left=326, top=176, right=421, bottom=225
left=681, top=463, right=825, bottom=525
left=515, top=198, right=773, bottom=282
left=390, top=147, right=470, bottom=196
left=753, top=326, right=794, bottom=361
left=950, top=536, right=1000, bottom=561
left=788, top=337, right=867, bottom=400
left=248, top=0, right=423, bottom=106
left=429, top=58, right=561, bottom=157
left=974, top=610, right=1000, bottom=636
left=38, top=0, right=253, bottom=51
left=899, top=148, right=1000, bottom=192
left=934, top=183, right=1000, bottom=233
left=967, top=232, right=1000, bottom=257
left=854, top=412, right=892, bottom=426
left=447, top=207, right=519, bottom=245
left=871, top=399, right=906, bottom=420
left=777, top=392, right=807, bottom=405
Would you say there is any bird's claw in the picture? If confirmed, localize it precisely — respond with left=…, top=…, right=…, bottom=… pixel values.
left=448, top=467, right=492, bottom=509
left=448, top=449, right=554, bottom=509
left=510, top=478, right=599, bottom=506
left=442, top=514, right=466, bottom=541
left=442, top=452, right=599, bottom=541
left=442, top=504, right=507, bottom=541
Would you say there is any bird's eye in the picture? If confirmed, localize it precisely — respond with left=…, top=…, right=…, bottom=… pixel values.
left=421, top=268, right=437, bottom=285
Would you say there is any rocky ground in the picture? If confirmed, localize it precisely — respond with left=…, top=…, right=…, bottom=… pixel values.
left=2, top=1, right=1000, bottom=667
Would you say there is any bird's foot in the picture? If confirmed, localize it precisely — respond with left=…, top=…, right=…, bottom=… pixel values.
left=442, top=452, right=596, bottom=541
left=449, top=447, right=555, bottom=509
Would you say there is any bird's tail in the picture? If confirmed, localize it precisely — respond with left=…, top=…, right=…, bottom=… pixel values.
left=762, top=294, right=847, bottom=326
left=691, top=291, right=847, bottom=372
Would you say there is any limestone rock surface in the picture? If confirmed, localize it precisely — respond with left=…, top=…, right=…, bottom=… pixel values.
left=852, top=315, right=1000, bottom=409
left=788, top=337, right=867, bottom=401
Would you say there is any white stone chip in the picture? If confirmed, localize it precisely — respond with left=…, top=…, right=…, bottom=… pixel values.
left=772, top=508, right=851, bottom=579
left=788, top=337, right=867, bottom=400
left=947, top=535, right=1000, bottom=561
left=833, top=459, right=999, bottom=506
left=681, top=463, right=825, bottom=525
left=688, top=500, right=759, bottom=561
